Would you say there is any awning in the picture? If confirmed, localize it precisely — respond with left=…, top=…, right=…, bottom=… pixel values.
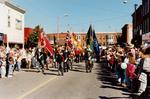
left=142, top=32, right=150, bottom=41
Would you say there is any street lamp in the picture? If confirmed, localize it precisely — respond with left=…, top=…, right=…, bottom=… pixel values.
left=57, top=13, right=69, bottom=44
left=123, top=0, right=127, bottom=4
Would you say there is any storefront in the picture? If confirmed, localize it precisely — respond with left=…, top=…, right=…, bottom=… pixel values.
left=142, top=32, right=150, bottom=44
left=0, top=33, right=7, bottom=45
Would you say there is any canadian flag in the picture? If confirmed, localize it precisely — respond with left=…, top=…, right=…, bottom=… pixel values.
left=38, top=32, right=54, bottom=56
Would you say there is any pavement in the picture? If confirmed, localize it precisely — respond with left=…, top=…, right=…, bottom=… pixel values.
left=0, top=60, right=148, bottom=99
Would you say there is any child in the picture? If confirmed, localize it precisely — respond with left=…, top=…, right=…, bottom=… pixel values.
left=8, top=57, right=14, bottom=77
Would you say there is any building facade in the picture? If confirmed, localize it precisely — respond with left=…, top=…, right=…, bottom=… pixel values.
left=121, top=24, right=133, bottom=45
left=132, top=5, right=143, bottom=46
left=47, top=32, right=121, bottom=47
left=142, top=0, right=150, bottom=42
left=24, top=27, right=33, bottom=44
left=47, top=33, right=68, bottom=45
left=0, top=0, right=25, bottom=47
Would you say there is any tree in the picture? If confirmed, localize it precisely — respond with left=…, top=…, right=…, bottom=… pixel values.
left=27, top=25, right=43, bottom=48
left=117, top=35, right=123, bottom=45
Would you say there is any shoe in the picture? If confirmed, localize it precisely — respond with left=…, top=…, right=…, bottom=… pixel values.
left=8, top=75, right=13, bottom=78
left=133, top=92, right=142, bottom=96
left=122, top=83, right=127, bottom=88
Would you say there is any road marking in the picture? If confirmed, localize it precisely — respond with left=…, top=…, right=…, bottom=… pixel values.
left=17, top=76, right=58, bottom=99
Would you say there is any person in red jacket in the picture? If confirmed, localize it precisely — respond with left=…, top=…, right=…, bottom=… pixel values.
left=75, top=48, right=80, bottom=63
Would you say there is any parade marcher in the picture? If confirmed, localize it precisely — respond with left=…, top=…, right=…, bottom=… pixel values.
left=34, top=48, right=44, bottom=73
left=26, top=49, right=32, bottom=70
left=43, top=50, right=49, bottom=70
left=75, top=48, right=80, bottom=63
left=84, top=44, right=93, bottom=73
left=63, top=46, right=70, bottom=72
left=56, top=47, right=64, bottom=76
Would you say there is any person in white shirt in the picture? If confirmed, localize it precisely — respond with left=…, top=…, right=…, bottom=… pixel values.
left=1, top=57, right=6, bottom=78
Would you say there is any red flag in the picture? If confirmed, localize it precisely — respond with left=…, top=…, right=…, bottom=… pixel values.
left=38, top=32, right=46, bottom=47
left=44, top=36, right=54, bottom=56
left=38, top=32, right=54, bottom=56
left=65, top=33, right=72, bottom=48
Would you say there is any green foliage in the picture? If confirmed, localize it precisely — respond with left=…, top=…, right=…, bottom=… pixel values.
left=27, top=25, right=43, bottom=47
left=29, top=32, right=39, bottom=47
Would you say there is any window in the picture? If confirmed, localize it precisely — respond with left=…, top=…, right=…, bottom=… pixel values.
left=8, top=16, right=11, bottom=27
left=15, top=19, right=22, bottom=30
left=147, top=18, right=150, bottom=33
left=77, top=35, right=80, bottom=40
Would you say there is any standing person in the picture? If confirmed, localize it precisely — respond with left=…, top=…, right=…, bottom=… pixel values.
left=5, top=53, right=9, bottom=77
left=63, top=47, right=70, bottom=72
left=17, top=49, right=22, bottom=71
left=43, top=49, right=48, bottom=70
left=8, top=56, right=14, bottom=77
left=56, top=48, right=64, bottom=76
left=14, top=49, right=22, bottom=71
left=134, top=47, right=150, bottom=96
left=84, top=44, right=92, bottom=73
left=13, top=49, right=18, bottom=72
left=26, top=49, right=32, bottom=70
left=75, top=48, right=80, bottom=63
left=1, top=57, right=6, bottom=78
left=126, top=52, right=137, bottom=91
left=35, top=48, right=45, bottom=73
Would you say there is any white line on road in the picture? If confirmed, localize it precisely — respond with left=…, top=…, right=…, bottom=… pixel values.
left=17, top=76, right=58, bottom=99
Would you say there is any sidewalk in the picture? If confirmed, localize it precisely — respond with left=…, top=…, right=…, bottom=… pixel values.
left=0, top=68, right=58, bottom=99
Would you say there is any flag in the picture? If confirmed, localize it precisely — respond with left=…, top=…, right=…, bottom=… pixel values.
left=65, top=32, right=72, bottom=48
left=93, top=29, right=100, bottom=56
left=54, top=35, right=56, bottom=45
left=72, top=32, right=78, bottom=41
left=86, top=25, right=93, bottom=45
left=86, top=25, right=94, bottom=51
left=38, top=32, right=46, bottom=47
left=44, top=36, right=54, bottom=56
left=38, top=32, right=54, bottom=56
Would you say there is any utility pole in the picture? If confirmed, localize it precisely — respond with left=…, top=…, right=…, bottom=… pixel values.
left=134, top=4, right=138, bottom=37
left=57, top=16, right=60, bottom=44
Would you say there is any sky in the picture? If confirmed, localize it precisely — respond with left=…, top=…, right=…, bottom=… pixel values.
left=12, top=0, right=142, bottom=33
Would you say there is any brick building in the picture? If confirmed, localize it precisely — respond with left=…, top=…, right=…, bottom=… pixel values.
left=47, top=32, right=121, bottom=47
left=46, top=32, right=68, bottom=45
left=121, top=24, right=133, bottom=45
left=132, top=5, right=143, bottom=46
left=24, top=27, right=33, bottom=43
left=142, top=0, right=150, bottom=42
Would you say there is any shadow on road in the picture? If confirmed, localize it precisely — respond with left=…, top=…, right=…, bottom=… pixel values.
left=43, top=72, right=58, bottom=76
left=97, top=58, right=150, bottom=99
left=23, top=69, right=40, bottom=73
left=96, top=59, right=131, bottom=99
left=70, top=63, right=86, bottom=73
left=99, top=96, right=130, bottom=99
left=96, top=59, right=118, bottom=87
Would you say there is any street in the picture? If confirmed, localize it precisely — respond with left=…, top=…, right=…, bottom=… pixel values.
left=0, top=60, right=135, bottom=99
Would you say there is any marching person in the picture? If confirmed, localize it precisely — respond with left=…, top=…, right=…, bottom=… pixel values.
left=84, top=44, right=93, bottom=73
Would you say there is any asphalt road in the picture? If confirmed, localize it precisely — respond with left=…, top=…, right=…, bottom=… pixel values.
left=20, top=62, right=130, bottom=99
left=0, top=61, right=142, bottom=99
